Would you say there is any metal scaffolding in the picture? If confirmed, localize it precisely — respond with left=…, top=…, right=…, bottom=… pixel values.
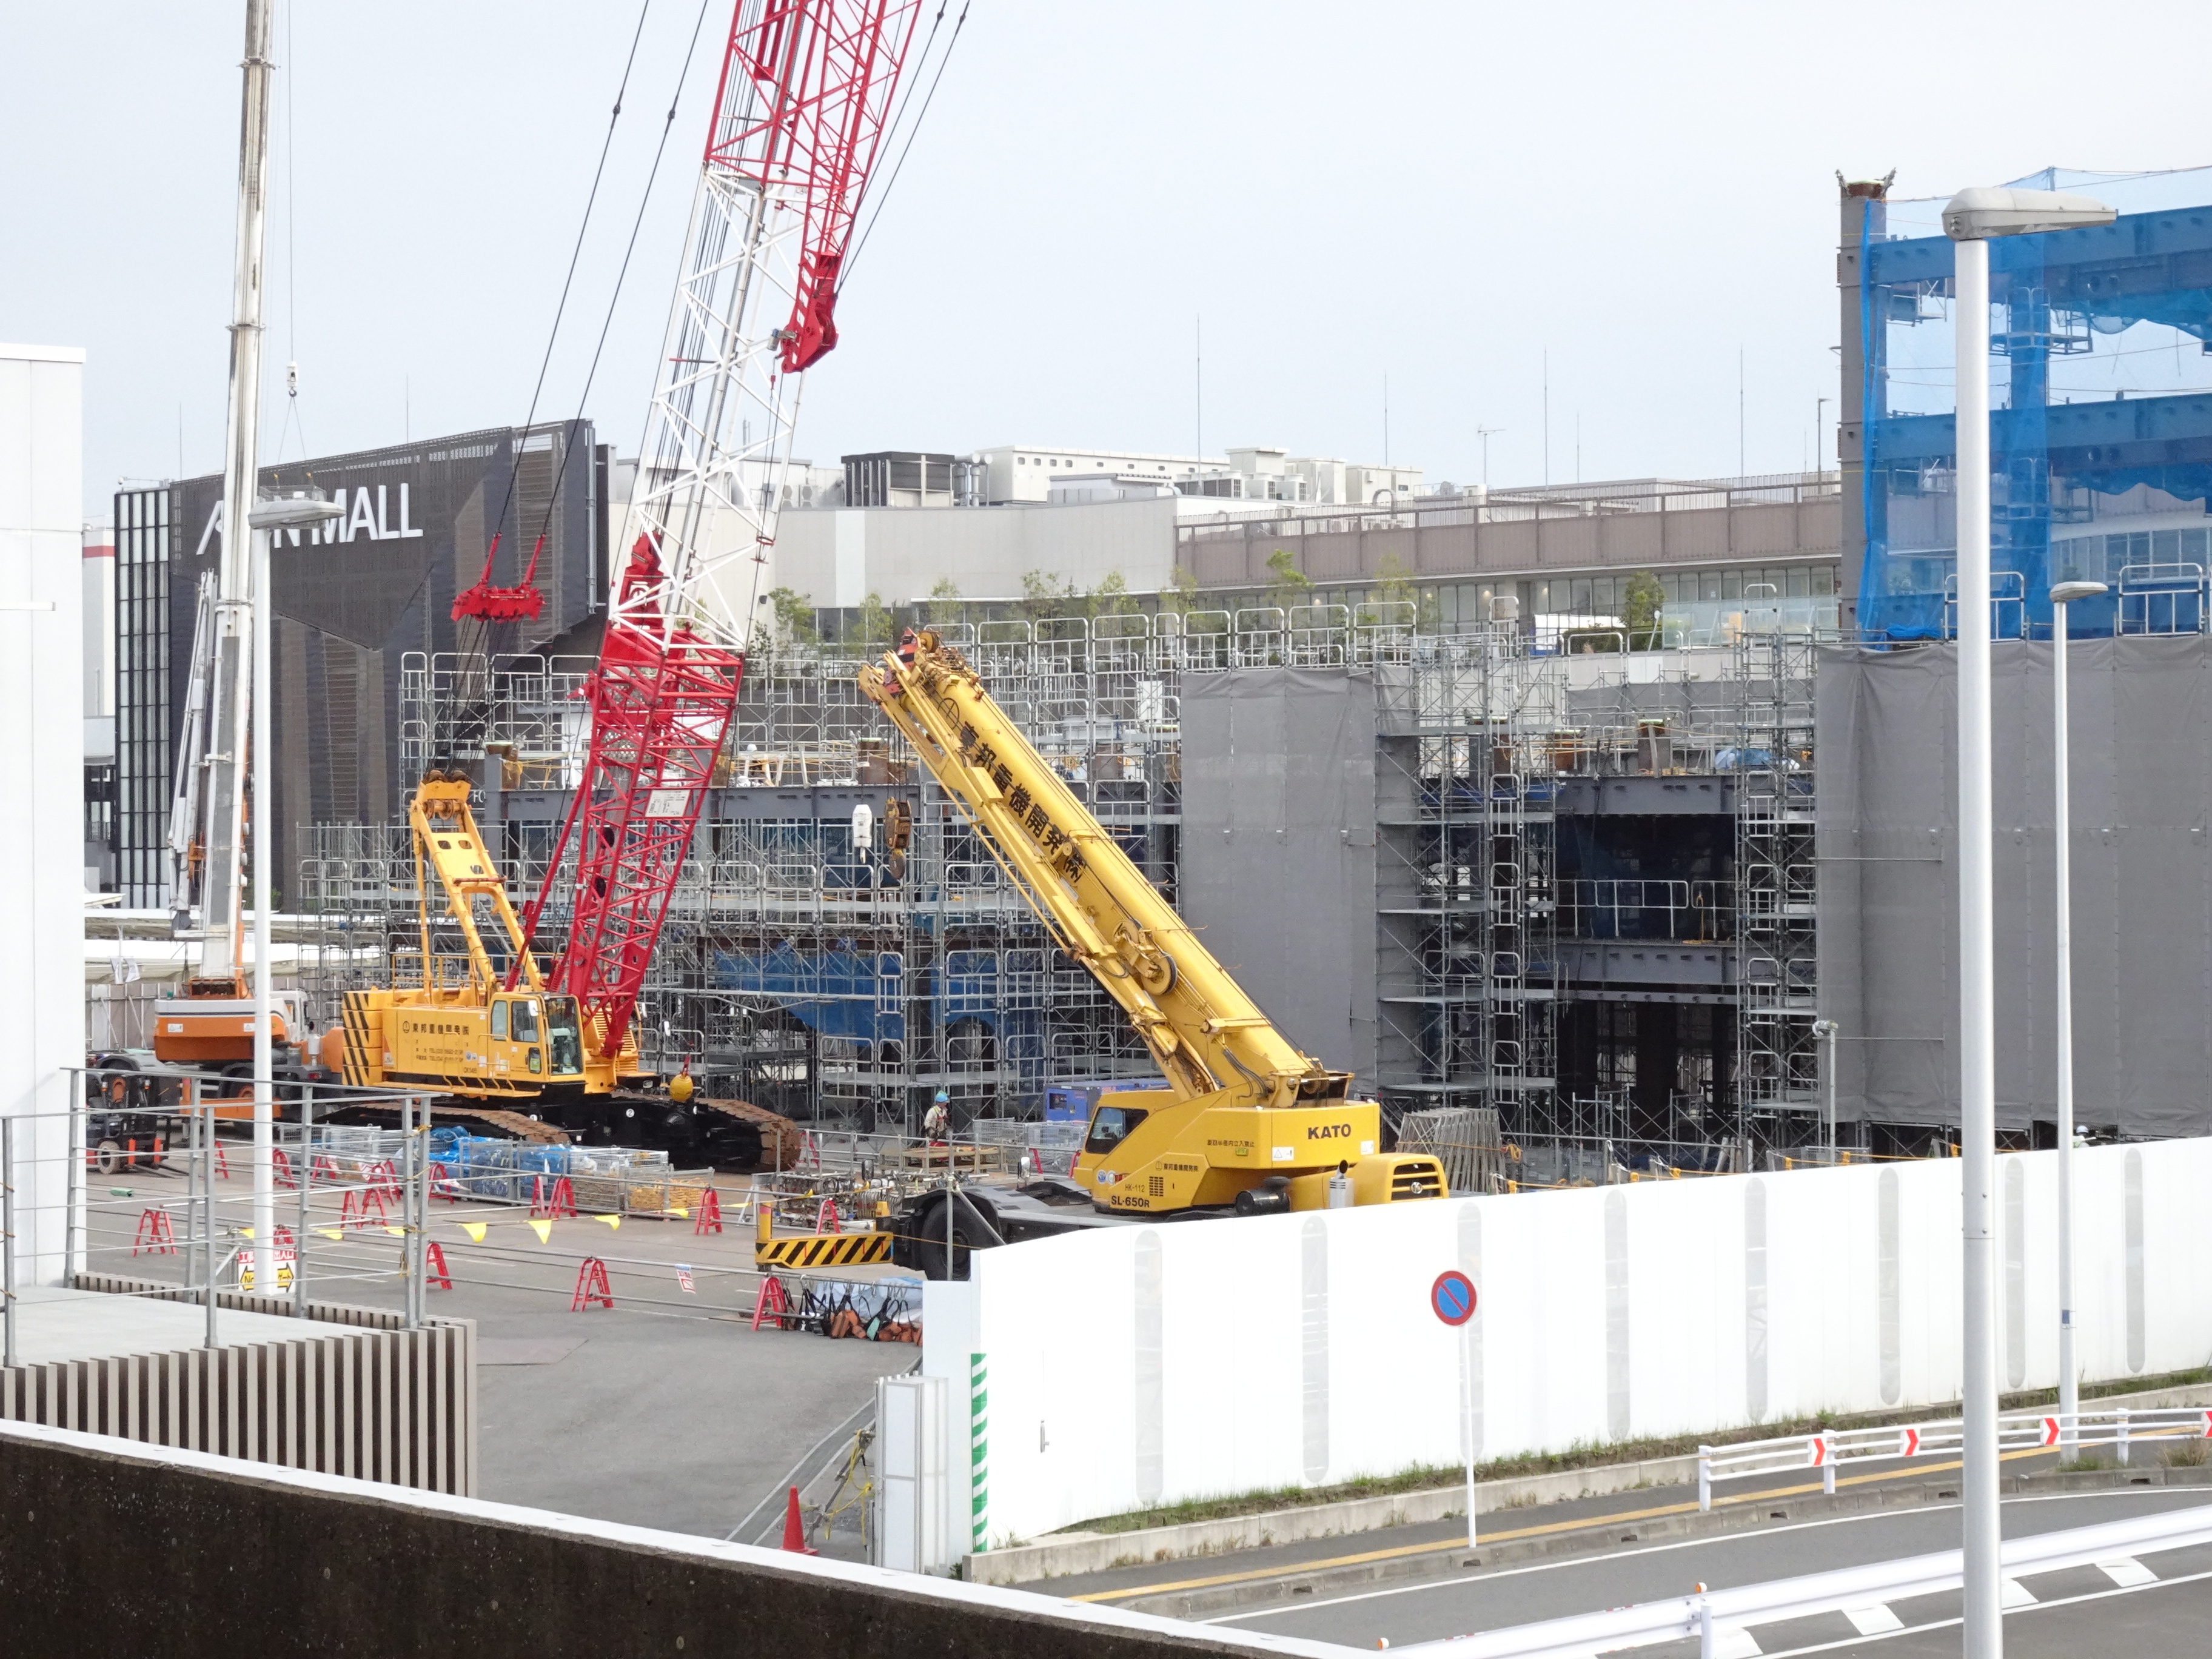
left=298, top=612, right=1825, bottom=1150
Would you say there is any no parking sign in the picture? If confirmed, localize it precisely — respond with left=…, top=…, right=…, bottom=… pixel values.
left=1431, top=1269, right=1476, bottom=1327
left=1433, top=1267, right=1479, bottom=1547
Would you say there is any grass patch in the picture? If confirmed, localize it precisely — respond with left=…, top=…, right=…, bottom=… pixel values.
left=2163, top=1437, right=2210, bottom=1469
left=1057, top=1364, right=2212, bottom=1537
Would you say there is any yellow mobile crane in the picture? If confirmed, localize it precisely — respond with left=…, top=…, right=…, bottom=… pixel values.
left=333, top=777, right=798, bottom=1163
left=861, top=630, right=1444, bottom=1273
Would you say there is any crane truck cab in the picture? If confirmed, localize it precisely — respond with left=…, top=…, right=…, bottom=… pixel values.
left=1072, top=1086, right=1439, bottom=1215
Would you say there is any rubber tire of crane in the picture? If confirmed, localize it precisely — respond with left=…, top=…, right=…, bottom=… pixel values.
left=915, top=1201, right=979, bottom=1282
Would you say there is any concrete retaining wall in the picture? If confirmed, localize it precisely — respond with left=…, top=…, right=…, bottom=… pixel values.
left=0, top=1418, right=1333, bottom=1659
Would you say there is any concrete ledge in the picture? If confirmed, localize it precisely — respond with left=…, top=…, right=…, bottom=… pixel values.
left=969, top=1453, right=1697, bottom=1587
left=0, top=1418, right=1336, bottom=1659
left=973, top=1379, right=2212, bottom=1588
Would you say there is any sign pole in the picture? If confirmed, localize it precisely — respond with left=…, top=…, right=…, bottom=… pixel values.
left=1461, top=1318, right=1476, bottom=1549
left=1430, top=1267, right=1479, bottom=1550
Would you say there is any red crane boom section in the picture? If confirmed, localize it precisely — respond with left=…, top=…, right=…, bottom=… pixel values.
left=712, top=0, right=916, bottom=372
left=514, top=0, right=919, bottom=1060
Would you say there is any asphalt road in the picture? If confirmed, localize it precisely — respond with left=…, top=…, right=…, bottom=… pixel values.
left=80, top=1160, right=917, bottom=1541
left=1208, top=1490, right=2212, bottom=1653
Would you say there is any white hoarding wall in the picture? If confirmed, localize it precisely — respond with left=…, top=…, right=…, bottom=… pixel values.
left=937, top=1140, right=2212, bottom=1547
left=0, top=344, right=84, bottom=1284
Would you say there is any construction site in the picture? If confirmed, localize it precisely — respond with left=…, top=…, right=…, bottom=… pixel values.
left=18, top=1, right=2212, bottom=1654
left=275, top=607, right=1822, bottom=1178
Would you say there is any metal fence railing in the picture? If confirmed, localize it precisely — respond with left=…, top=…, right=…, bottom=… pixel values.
left=1697, top=1406, right=2212, bottom=1509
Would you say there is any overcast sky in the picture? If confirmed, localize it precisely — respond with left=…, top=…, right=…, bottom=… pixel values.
left=6, top=1, right=2208, bottom=522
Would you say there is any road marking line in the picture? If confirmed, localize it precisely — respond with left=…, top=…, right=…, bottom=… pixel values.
left=1200, top=1491, right=2204, bottom=1626
left=1713, top=1628, right=1763, bottom=1657
left=1999, top=1577, right=2037, bottom=1607
left=1742, top=1563, right=2212, bottom=1657
left=1071, top=1447, right=2049, bottom=1605
left=1843, top=1603, right=1904, bottom=1634
left=2097, top=1555, right=2156, bottom=1587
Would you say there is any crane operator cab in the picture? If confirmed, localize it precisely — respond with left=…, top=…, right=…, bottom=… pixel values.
left=488, top=994, right=585, bottom=1081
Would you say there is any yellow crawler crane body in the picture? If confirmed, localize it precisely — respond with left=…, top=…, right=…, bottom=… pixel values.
left=860, top=632, right=1444, bottom=1216
left=340, top=779, right=637, bottom=1099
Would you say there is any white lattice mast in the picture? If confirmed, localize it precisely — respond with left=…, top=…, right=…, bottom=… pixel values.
left=617, top=1, right=921, bottom=649
left=516, top=1, right=925, bottom=1064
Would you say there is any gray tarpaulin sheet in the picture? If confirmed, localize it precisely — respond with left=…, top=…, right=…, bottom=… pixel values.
left=1817, top=635, right=2212, bottom=1137
left=1181, top=669, right=1377, bottom=1083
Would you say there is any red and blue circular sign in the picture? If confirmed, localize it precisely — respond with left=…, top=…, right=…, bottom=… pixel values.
left=1431, top=1269, right=1477, bottom=1327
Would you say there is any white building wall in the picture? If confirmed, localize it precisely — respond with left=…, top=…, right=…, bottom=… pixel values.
left=974, top=445, right=1218, bottom=506
left=936, top=1139, right=2212, bottom=1547
left=0, top=343, right=85, bottom=1284
left=775, top=495, right=1181, bottom=608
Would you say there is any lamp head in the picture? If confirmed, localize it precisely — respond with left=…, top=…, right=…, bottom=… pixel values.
left=1943, top=186, right=2115, bottom=241
left=2049, top=580, right=2109, bottom=605
left=249, top=490, right=346, bottom=530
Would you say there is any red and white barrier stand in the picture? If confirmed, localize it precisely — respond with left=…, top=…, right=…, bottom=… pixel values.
left=571, top=1256, right=614, bottom=1312
left=693, top=1187, right=723, bottom=1236
left=131, top=1208, right=178, bottom=1257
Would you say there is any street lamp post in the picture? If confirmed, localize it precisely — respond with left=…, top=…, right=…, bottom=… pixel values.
left=1811, top=1019, right=1840, bottom=1164
left=245, top=492, right=344, bottom=1292
left=2048, top=578, right=2106, bottom=1453
left=1942, top=184, right=2114, bottom=1659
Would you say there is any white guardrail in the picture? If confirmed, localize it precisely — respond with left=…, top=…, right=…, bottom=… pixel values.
left=1403, top=1501, right=2212, bottom=1658
left=1697, top=1407, right=2212, bottom=1509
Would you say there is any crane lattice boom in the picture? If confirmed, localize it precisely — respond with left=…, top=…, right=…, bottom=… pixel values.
left=521, top=0, right=922, bottom=1061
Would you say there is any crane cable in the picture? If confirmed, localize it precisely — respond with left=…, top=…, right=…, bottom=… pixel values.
left=513, top=0, right=720, bottom=583
left=839, top=0, right=970, bottom=293
left=441, top=0, right=660, bottom=762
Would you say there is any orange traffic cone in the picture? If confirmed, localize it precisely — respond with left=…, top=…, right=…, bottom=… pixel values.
left=780, top=1486, right=817, bottom=1555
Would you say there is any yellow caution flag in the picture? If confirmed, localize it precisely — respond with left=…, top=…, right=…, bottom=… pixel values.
left=238, top=1227, right=255, bottom=1239
left=594, top=1214, right=621, bottom=1229
left=670, top=1208, right=688, bottom=1219
left=460, top=1222, right=488, bottom=1244
left=315, top=1227, right=344, bottom=1242
left=384, top=1225, right=406, bottom=1237
left=528, top=1218, right=552, bottom=1244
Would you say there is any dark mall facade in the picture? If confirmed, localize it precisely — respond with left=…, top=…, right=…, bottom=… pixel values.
left=113, top=422, right=610, bottom=908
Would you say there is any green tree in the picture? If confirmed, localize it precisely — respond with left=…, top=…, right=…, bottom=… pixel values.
left=1623, top=569, right=1666, bottom=650
left=854, top=591, right=894, bottom=650
left=1090, top=569, right=1135, bottom=617
left=766, top=586, right=818, bottom=644
left=1162, top=564, right=1201, bottom=617
left=923, top=575, right=962, bottom=628
left=1370, top=551, right=1439, bottom=628
left=1264, top=547, right=1314, bottom=615
left=1019, top=568, right=1081, bottom=621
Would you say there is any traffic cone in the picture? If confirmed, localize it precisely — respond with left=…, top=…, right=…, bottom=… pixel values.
left=780, top=1486, right=817, bottom=1554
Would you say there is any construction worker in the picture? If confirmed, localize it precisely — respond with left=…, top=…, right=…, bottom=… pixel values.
left=923, top=1089, right=950, bottom=1145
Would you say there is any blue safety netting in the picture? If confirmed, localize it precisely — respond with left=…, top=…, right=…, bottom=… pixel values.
left=1858, top=165, right=2212, bottom=642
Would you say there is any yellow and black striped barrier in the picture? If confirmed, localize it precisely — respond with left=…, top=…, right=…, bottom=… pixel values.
left=754, top=1208, right=896, bottom=1269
